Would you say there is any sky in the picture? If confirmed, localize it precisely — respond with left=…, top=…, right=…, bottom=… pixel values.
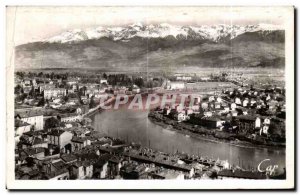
left=7, top=6, right=292, bottom=45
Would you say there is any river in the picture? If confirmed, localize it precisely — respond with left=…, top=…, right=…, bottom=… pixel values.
left=91, top=102, right=286, bottom=172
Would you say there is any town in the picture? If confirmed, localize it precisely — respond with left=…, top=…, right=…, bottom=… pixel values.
left=14, top=70, right=286, bottom=180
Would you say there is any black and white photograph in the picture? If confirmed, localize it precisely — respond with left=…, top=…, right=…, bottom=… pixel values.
left=5, top=5, right=295, bottom=190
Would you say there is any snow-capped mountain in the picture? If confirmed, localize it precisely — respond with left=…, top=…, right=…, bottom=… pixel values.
left=46, top=23, right=283, bottom=44
left=16, top=22, right=284, bottom=71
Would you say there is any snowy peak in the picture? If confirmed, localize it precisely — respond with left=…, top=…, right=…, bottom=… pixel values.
left=46, top=23, right=283, bottom=43
left=48, top=29, right=89, bottom=43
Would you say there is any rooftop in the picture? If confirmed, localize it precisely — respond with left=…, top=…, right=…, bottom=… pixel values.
left=71, top=136, right=88, bottom=143
left=22, top=147, right=45, bottom=156
left=15, top=119, right=31, bottom=128
left=61, top=154, right=77, bottom=163
left=15, top=109, right=44, bottom=118
left=52, top=160, right=67, bottom=170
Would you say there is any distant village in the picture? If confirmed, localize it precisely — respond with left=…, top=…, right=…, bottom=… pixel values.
left=150, top=73, right=286, bottom=146
left=14, top=70, right=285, bottom=180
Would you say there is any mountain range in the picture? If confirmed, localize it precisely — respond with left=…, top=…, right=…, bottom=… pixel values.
left=15, top=23, right=285, bottom=71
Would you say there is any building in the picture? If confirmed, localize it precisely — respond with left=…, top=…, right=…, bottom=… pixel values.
left=209, top=96, right=215, bottom=102
left=100, top=79, right=108, bottom=84
left=38, top=84, right=55, bottom=93
left=236, top=116, right=261, bottom=134
left=15, top=119, right=31, bottom=141
left=201, top=102, right=209, bottom=110
left=47, top=129, right=73, bottom=153
left=60, top=113, right=83, bottom=123
left=44, top=88, right=67, bottom=99
left=203, top=111, right=213, bottom=117
left=224, top=106, right=230, bottom=112
left=167, top=81, right=185, bottom=90
left=163, top=107, right=171, bottom=115
left=152, top=169, right=185, bottom=180
left=70, top=161, right=93, bottom=179
left=71, top=137, right=91, bottom=152
left=243, top=99, right=249, bottom=107
left=108, top=156, right=123, bottom=177
left=231, top=103, right=237, bottom=110
left=61, top=154, right=77, bottom=164
left=174, top=112, right=187, bottom=122
left=176, top=76, right=192, bottom=81
left=260, top=125, right=269, bottom=135
left=93, top=154, right=111, bottom=179
left=231, top=110, right=238, bottom=117
left=263, top=118, right=271, bottom=125
left=235, top=97, right=241, bottom=105
left=215, top=102, right=221, bottom=109
left=19, top=147, right=46, bottom=159
left=120, top=162, right=146, bottom=179
left=19, top=136, right=48, bottom=149
left=132, top=85, right=141, bottom=94
left=46, top=160, right=70, bottom=180
left=200, top=77, right=211, bottom=81
left=15, top=110, right=44, bottom=130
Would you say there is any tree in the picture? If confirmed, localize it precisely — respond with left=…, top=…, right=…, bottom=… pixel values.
left=89, top=96, right=97, bottom=109
left=14, top=85, right=23, bottom=94
left=38, top=72, right=43, bottom=77
left=16, top=71, right=24, bottom=78
left=37, top=97, right=45, bottom=106
left=44, top=117, right=60, bottom=130
left=76, top=93, right=84, bottom=105
left=134, top=78, right=144, bottom=88
left=25, top=157, right=35, bottom=167
left=79, top=86, right=87, bottom=96
left=103, top=73, right=108, bottom=79
left=50, top=72, right=55, bottom=80
left=29, top=86, right=35, bottom=97
left=15, top=93, right=27, bottom=103
left=63, top=95, right=69, bottom=102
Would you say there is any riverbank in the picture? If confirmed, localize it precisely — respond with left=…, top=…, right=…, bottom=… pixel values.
left=148, top=112, right=285, bottom=150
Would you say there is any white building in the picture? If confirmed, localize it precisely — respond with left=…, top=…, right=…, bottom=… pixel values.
left=44, top=88, right=67, bottom=99
left=204, top=111, right=213, bottom=117
left=61, top=114, right=83, bottom=123
left=15, top=110, right=44, bottom=130
left=15, top=120, right=32, bottom=143
left=231, top=110, right=238, bottom=117
left=243, top=99, right=249, bottom=107
left=235, top=97, right=241, bottom=105
left=231, top=103, right=237, bottom=110
left=100, top=79, right=108, bottom=84
left=167, top=81, right=185, bottom=90
left=255, top=117, right=261, bottom=129
left=263, top=118, right=271, bottom=125
left=209, top=96, right=215, bottom=102
left=132, top=85, right=141, bottom=93
left=47, top=129, right=73, bottom=152
left=176, top=76, right=192, bottom=81
left=174, top=112, right=187, bottom=122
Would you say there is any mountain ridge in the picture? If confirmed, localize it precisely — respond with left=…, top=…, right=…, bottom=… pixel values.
left=15, top=23, right=285, bottom=71
left=40, top=23, right=283, bottom=44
